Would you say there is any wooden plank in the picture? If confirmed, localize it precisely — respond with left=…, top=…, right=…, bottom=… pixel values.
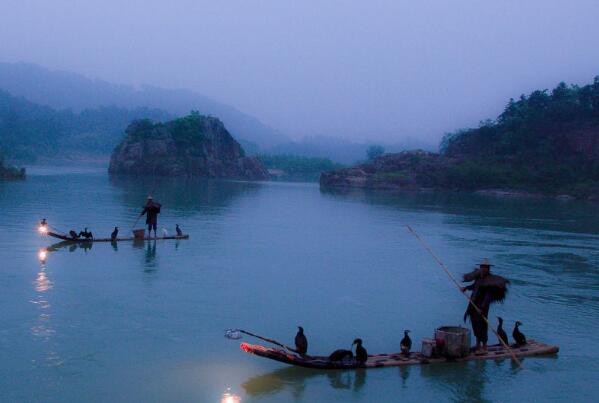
left=47, top=231, right=189, bottom=242
left=240, top=339, right=559, bottom=370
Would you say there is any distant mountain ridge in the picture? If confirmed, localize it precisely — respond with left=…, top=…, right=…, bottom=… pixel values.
left=0, top=89, right=171, bottom=160
left=0, top=62, right=288, bottom=148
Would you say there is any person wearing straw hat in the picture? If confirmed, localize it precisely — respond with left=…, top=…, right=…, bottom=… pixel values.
left=140, top=195, right=161, bottom=238
left=461, top=258, right=509, bottom=352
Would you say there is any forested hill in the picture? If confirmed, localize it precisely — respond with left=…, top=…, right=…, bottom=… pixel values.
left=322, top=77, right=599, bottom=199
left=440, top=78, right=599, bottom=193
left=0, top=62, right=288, bottom=149
left=0, top=89, right=171, bottom=160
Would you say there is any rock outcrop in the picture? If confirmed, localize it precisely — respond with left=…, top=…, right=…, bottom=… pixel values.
left=109, top=113, right=269, bottom=180
left=0, top=154, right=25, bottom=180
left=320, top=150, right=448, bottom=190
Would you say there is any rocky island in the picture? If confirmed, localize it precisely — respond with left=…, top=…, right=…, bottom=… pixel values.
left=322, top=78, right=599, bottom=200
left=0, top=154, right=25, bottom=179
left=109, top=112, right=269, bottom=180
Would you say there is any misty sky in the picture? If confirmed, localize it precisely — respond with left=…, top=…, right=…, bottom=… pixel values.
left=1, top=0, right=599, bottom=144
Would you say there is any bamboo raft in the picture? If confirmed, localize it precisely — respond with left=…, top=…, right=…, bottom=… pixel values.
left=47, top=231, right=189, bottom=243
left=240, top=340, right=559, bottom=370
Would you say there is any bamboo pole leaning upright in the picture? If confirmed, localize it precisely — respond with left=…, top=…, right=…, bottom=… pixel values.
left=406, top=225, right=523, bottom=369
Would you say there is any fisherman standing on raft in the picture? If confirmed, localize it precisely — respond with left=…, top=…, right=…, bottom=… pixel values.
left=140, top=195, right=161, bottom=238
left=461, top=258, right=509, bottom=351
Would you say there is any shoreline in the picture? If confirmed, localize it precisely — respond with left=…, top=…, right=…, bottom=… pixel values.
left=319, top=183, right=598, bottom=203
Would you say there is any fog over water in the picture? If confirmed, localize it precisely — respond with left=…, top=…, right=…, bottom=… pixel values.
left=1, top=0, right=598, bottom=143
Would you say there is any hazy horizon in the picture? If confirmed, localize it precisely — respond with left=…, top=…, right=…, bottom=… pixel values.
left=2, top=0, right=599, bottom=144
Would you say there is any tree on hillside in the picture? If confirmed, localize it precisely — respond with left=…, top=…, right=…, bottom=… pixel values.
left=367, top=145, right=385, bottom=160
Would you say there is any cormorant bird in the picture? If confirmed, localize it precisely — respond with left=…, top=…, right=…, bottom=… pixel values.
left=78, top=228, right=93, bottom=239
left=400, top=330, right=412, bottom=356
left=295, top=326, right=308, bottom=355
left=513, top=321, right=526, bottom=346
left=111, top=226, right=119, bottom=241
left=328, top=349, right=353, bottom=362
left=176, top=224, right=183, bottom=237
left=353, top=338, right=368, bottom=364
left=496, top=317, right=509, bottom=346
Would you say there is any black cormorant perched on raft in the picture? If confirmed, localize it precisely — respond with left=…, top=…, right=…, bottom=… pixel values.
left=462, top=258, right=509, bottom=351
left=513, top=321, right=527, bottom=346
left=353, top=338, right=368, bottom=364
left=176, top=224, right=183, bottom=237
left=400, top=330, right=412, bottom=356
left=111, top=227, right=119, bottom=241
left=496, top=317, right=509, bottom=346
left=295, top=326, right=308, bottom=355
left=328, top=348, right=354, bottom=362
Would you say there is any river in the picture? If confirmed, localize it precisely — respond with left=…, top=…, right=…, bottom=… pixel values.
left=0, top=165, right=598, bottom=402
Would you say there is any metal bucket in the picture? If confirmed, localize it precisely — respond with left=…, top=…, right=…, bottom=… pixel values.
left=434, top=326, right=471, bottom=358
left=132, top=229, right=146, bottom=239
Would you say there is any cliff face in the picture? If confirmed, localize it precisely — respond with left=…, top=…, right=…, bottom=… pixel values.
left=108, top=113, right=269, bottom=180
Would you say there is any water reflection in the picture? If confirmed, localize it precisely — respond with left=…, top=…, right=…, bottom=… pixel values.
left=320, top=187, right=599, bottom=234
left=35, top=268, right=53, bottom=292
left=110, top=176, right=262, bottom=216
left=242, top=367, right=366, bottom=399
left=420, top=360, right=490, bottom=403
left=38, top=248, right=48, bottom=264
left=30, top=261, right=62, bottom=367
left=144, top=240, right=157, bottom=270
left=399, top=365, right=410, bottom=388
left=220, top=388, right=241, bottom=403
left=44, top=240, right=93, bottom=255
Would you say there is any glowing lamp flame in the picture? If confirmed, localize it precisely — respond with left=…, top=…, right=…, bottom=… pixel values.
left=38, top=225, right=48, bottom=234
left=38, top=249, right=48, bottom=262
left=240, top=343, right=251, bottom=353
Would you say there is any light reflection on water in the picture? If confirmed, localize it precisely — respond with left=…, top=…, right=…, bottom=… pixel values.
left=221, top=388, right=241, bottom=403
left=1, top=167, right=598, bottom=401
left=35, top=268, right=52, bottom=292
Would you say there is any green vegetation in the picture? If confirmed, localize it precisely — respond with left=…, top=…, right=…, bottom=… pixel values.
left=125, top=112, right=242, bottom=157
left=322, top=77, right=599, bottom=199
left=0, top=152, right=25, bottom=179
left=257, top=154, right=344, bottom=181
left=367, top=144, right=385, bottom=160
left=436, top=77, right=599, bottom=197
left=0, top=89, right=171, bottom=161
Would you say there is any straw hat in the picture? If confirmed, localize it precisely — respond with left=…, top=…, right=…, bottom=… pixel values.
left=478, top=258, right=492, bottom=267
left=147, top=194, right=153, bottom=200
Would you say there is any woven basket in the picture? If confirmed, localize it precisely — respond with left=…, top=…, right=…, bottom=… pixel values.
left=132, top=229, right=146, bottom=239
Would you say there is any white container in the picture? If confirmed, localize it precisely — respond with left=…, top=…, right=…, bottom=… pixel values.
left=421, top=338, right=435, bottom=358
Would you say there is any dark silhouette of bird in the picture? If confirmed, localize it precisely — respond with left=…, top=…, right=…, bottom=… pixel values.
left=176, top=224, right=183, bottom=237
left=400, top=330, right=412, bottom=356
left=353, top=338, right=368, bottom=364
left=328, top=349, right=353, bottom=362
left=111, top=226, right=119, bottom=241
left=78, top=227, right=93, bottom=239
left=496, top=317, right=509, bottom=346
left=513, top=321, right=527, bottom=346
left=295, top=326, right=308, bottom=355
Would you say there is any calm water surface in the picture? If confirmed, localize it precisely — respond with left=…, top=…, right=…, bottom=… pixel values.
left=1, top=166, right=598, bottom=402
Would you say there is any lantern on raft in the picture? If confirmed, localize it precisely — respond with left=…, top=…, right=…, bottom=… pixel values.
left=38, top=218, right=48, bottom=234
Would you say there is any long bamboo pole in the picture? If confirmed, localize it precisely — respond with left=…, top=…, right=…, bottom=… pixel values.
left=236, top=329, right=299, bottom=354
left=406, top=225, right=523, bottom=369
